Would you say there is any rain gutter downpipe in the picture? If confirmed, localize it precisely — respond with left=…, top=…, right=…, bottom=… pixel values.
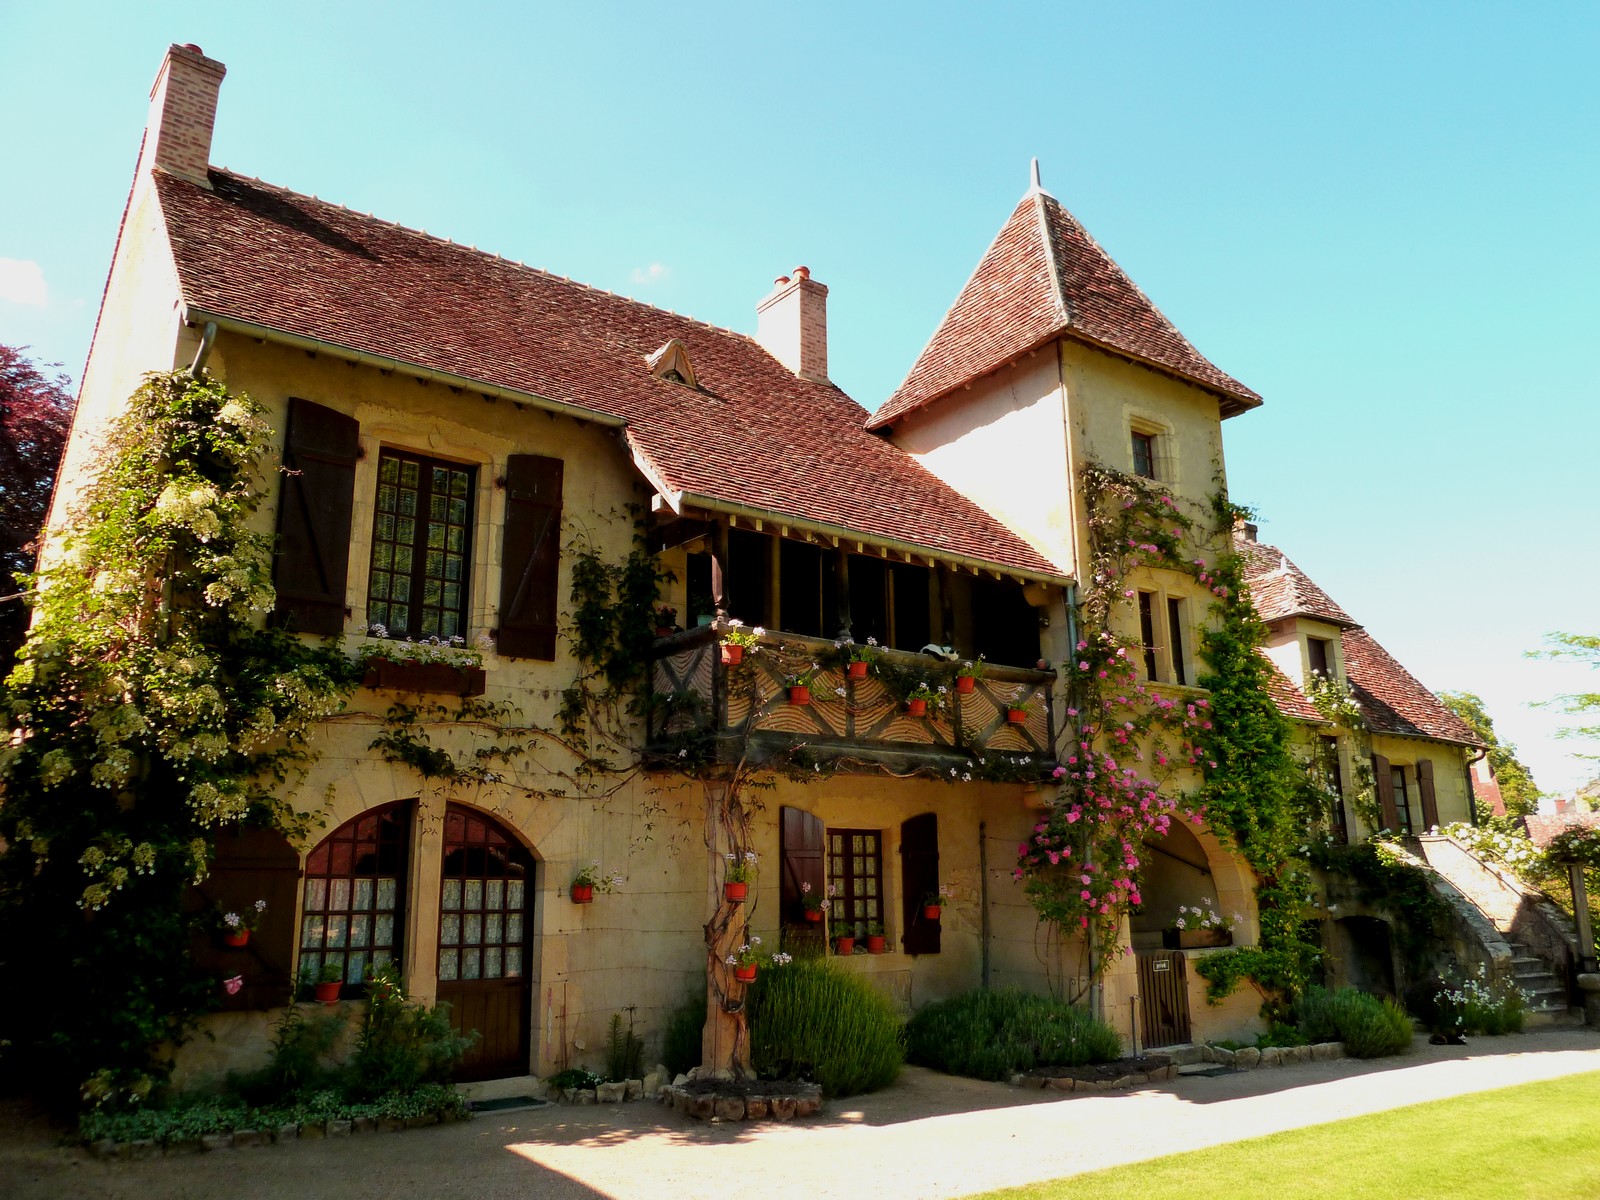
left=187, top=321, right=217, bottom=378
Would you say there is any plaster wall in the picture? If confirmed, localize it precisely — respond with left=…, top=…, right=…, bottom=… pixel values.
left=886, top=354, right=1073, bottom=571
left=45, top=175, right=185, bottom=544
left=1260, top=617, right=1345, bottom=695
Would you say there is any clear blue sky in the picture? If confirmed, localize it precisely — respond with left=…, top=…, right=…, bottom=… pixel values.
left=3, top=1, right=1597, bottom=794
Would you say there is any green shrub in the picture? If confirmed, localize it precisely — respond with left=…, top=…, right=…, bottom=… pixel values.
left=1297, top=986, right=1413, bottom=1058
left=604, top=1009, right=644, bottom=1082
left=747, top=958, right=904, bottom=1096
left=661, top=992, right=705, bottom=1077
left=346, top=963, right=476, bottom=1099
left=905, top=988, right=1122, bottom=1081
left=232, top=1005, right=347, bottom=1103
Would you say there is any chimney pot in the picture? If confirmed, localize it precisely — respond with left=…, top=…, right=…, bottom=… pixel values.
left=792, top=265, right=810, bottom=280
left=773, top=275, right=790, bottom=287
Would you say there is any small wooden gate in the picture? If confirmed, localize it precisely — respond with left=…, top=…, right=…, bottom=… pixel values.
left=1136, top=949, right=1191, bottom=1047
left=437, top=805, right=533, bottom=1081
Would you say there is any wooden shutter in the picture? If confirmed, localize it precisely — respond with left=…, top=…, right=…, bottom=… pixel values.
left=780, top=806, right=825, bottom=925
left=1373, top=753, right=1399, bottom=832
left=188, top=826, right=302, bottom=1012
left=498, top=454, right=563, bottom=659
left=900, top=812, right=941, bottom=956
left=1417, top=759, right=1440, bottom=830
left=272, top=398, right=358, bottom=634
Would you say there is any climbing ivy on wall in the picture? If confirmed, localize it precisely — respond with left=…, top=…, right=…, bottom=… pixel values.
left=0, top=371, right=358, bottom=1110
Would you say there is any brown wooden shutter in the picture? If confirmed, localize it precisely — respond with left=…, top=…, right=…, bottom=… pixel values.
left=187, top=826, right=302, bottom=1011
left=780, top=805, right=825, bottom=925
left=1417, top=759, right=1439, bottom=830
left=900, top=812, right=941, bottom=956
left=1373, top=753, right=1399, bottom=832
left=272, top=398, right=358, bottom=634
left=498, top=454, right=564, bottom=659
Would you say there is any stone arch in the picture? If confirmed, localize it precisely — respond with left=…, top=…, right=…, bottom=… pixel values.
left=1131, top=819, right=1256, bottom=948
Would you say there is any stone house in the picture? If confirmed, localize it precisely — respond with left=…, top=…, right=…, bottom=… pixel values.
left=51, top=43, right=1496, bottom=1083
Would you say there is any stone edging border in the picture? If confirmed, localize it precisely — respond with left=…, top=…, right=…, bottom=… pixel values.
left=658, top=1082, right=823, bottom=1122
left=1185, top=1041, right=1347, bottom=1070
left=86, top=1108, right=470, bottom=1159
left=1010, top=1062, right=1179, bottom=1093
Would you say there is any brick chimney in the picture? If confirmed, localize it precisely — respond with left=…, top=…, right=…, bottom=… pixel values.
left=141, top=44, right=226, bottom=188
left=756, top=265, right=828, bottom=384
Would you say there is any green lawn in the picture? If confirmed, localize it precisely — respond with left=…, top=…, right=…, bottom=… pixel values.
left=972, top=1070, right=1600, bottom=1200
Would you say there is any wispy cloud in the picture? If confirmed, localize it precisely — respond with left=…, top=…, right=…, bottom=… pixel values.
left=630, top=262, right=670, bottom=286
left=0, top=258, right=49, bottom=307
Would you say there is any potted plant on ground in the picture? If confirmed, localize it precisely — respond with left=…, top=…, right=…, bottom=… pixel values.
left=723, top=850, right=757, bottom=902
left=800, top=881, right=830, bottom=923
left=719, top=619, right=763, bottom=666
left=218, top=898, right=267, bottom=946
left=570, top=861, right=622, bottom=904
left=1162, top=902, right=1236, bottom=949
left=864, top=923, right=887, bottom=954
left=834, top=636, right=879, bottom=680
left=955, top=656, right=985, bottom=695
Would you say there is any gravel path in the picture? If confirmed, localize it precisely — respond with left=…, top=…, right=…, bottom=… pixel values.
left=7, top=1027, right=1600, bottom=1200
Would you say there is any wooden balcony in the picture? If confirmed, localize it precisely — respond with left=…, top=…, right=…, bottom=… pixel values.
left=647, top=628, right=1056, bottom=775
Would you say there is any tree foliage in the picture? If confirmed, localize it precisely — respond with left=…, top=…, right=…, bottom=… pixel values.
left=1538, top=633, right=1600, bottom=760
left=0, top=344, right=73, bottom=670
left=0, top=371, right=355, bottom=1110
left=1438, top=690, right=1541, bottom=818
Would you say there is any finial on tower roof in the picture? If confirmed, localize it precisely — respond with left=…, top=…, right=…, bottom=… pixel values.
left=1030, top=157, right=1042, bottom=192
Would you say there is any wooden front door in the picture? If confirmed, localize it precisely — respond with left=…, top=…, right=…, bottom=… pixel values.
left=437, top=805, right=534, bottom=1081
left=1136, top=949, right=1192, bottom=1048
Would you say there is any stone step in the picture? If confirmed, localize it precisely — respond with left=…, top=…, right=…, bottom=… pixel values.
left=1526, top=1006, right=1586, bottom=1029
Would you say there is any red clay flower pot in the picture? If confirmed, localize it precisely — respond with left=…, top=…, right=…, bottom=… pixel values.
left=906, top=698, right=928, bottom=717
left=956, top=675, right=976, bottom=695
left=721, top=644, right=744, bottom=666
left=835, top=936, right=856, bottom=955
left=570, top=883, right=594, bottom=904
left=724, top=881, right=748, bottom=903
left=224, top=930, right=250, bottom=947
left=314, top=981, right=342, bottom=1005
left=1007, top=707, right=1028, bottom=725
left=804, top=909, right=823, bottom=923
left=734, top=963, right=758, bottom=983
left=923, top=905, right=942, bottom=921
left=866, top=935, right=886, bottom=954
left=789, top=685, right=811, bottom=705
left=847, top=660, right=868, bottom=680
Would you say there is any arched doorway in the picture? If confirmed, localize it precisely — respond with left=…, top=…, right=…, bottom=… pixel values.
left=438, top=804, right=535, bottom=1081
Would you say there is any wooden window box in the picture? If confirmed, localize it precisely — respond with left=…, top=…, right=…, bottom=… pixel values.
left=1163, top=928, right=1232, bottom=950
left=361, top=658, right=487, bottom=696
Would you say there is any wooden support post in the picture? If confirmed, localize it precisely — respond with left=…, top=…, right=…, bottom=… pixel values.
left=710, top=522, right=730, bottom=624
left=1571, top=862, right=1598, bottom=974
left=832, top=545, right=852, bottom=641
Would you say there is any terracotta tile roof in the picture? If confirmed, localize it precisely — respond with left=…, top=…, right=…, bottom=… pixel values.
left=869, top=187, right=1260, bottom=429
left=1522, top=811, right=1600, bottom=849
left=153, top=169, right=1065, bottom=580
left=1342, top=628, right=1481, bottom=747
left=1235, top=535, right=1357, bottom=628
left=1470, top=759, right=1506, bottom=818
left=1259, top=653, right=1324, bottom=722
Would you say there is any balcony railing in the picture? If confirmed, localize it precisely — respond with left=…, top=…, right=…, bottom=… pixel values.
left=647, top=628, right=1056, bottom=774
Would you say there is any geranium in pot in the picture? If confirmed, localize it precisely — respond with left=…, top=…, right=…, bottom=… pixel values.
left=954, top=656, right=985, bottom=695
left=800, top=880, right=831, bottom=922
left=725, top=936, right=792, bottom=984
left=219, top=898, right=267, bottom=946
left=570, top=860, right=622, bottom=904
left=300, top=959, right=344, bottom=1005
left=719, top=619, right=763, bottom=666
left=785, top=664, right=823, bottom=706
left=1162, top=902, right=1236, bottom=949
left=834, top=636, right=879, bottom=680
left=922, top=884, right=953, bottom=921
left=723, top=850, right=757, bottom=903
left=864, top=922, right=887, bottom=954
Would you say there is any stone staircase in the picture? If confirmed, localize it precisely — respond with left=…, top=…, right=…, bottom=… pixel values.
left=1508, top=943, right=1584, bottom=1027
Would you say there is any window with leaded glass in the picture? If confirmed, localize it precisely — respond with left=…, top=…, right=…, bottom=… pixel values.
left=438, top=806, right=531, bottom=984
left=367, top=451, right=474, bottom=639
left=299, top=803, right=410, bottom=996
left=827, top=828, right=884, bottom=936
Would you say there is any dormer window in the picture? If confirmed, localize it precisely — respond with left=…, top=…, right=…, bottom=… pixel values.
left=1307, top=636, right=1331, bottom=678
left=646, top=339, right=699, bottom=388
